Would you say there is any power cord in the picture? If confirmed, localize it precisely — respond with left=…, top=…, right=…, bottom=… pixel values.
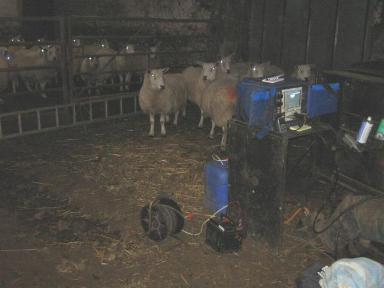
left=153, top=203, right=229, bottom=237
left=313, top=194, right=384, bottom=234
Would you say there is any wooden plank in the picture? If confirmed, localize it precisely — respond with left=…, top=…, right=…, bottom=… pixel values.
left=308, top=0, right=338, bottom=69
left=261, top=0, right=285, bottom=64
left=281, top=0, right=310, bottom=69
left=334, top=0, right=369, bottom=68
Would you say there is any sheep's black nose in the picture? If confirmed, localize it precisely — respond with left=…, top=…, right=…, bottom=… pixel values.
left=160, top=85, right=165, bottom=90
left=203, top=76, right=207, bottom=80
left=226, top=69, right=231, bottom=74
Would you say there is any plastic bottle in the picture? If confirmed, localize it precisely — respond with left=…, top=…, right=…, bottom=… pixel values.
left=356, top=116, right=373, bottom=144
left=375, top=118, right=384, bottom=141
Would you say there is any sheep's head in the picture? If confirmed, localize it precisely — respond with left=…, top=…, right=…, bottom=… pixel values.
left=41, top=45, right=59, bottom=62
left=250, top=62, right=270, bottom=78
left=97, top=39, right=110, bottom=49
left=10, top=35, right=24, bottom=45
left=147, top=68, right=168, bottom=90
left=72, top=38, right=81, bottom=47
left=86, top=56, right=99, bottom=69
left=150, top=46, right=158, bottom=59
left=218, top=54, right=233, bottom=74
left=125, top=44, right=135, bottom=54
left=201, top=62, right=217, bottom=81
left=294, top=64, right=313, bottom=81
left=0, top=48, right=12, bottom=62
left=40, top=46, right=49, bottom=57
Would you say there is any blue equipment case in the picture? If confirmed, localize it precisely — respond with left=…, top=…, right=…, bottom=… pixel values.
left=236, top=78, right=340, bottom=138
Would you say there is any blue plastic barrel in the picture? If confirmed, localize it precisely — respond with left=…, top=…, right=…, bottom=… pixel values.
left=204, top=160, right=228, bottom=214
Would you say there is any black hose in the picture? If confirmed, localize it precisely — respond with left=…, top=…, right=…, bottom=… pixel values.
left=313, top=194, right=384, bottom=234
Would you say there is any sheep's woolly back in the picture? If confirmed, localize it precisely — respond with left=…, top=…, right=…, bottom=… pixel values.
left=13, top=48, right=54, bottom=82
left=231, top=62, right=251, bottom=80
left=202, top=78, right=237, bottom=127
left=163, top=73, right=187, bottom=113
left=139, top=72, right=187, bottom=115
left=182, top=66, right=201, bottom=103
left=182, top=66, right=212, bottom=107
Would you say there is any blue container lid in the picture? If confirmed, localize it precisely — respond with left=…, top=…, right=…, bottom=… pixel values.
left=204, top=160, right=228, bottom=185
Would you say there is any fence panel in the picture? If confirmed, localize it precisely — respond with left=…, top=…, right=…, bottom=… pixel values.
left=0, top=15, right=218, bottom=140
left=67, top=16, right=215, bottom=100
left=0, top=17, right=67, bottom=113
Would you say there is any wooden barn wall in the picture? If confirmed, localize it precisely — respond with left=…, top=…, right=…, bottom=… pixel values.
left=259, top=0, right=285, bottom=66
left=249, top=0, right=378, bottom=70
left=0, top=0, right=21, bottom=17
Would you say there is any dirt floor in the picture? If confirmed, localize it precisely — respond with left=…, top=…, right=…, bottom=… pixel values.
left=0, top=111, right=333, bottom=288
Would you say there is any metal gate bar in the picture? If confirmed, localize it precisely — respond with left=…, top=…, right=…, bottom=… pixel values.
left=0, top=93, right=138, bottom=140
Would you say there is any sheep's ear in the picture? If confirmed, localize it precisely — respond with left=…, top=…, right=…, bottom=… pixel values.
left=162, top=67, right=169, bottom=73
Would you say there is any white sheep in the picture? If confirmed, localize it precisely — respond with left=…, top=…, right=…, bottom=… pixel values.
left=250, top=61, right=285, bottom=79
left=217, top=54, right=232, bottom=75
left=94, top=47, right=117, bottom=90
left=218, top=54, right=253, bottom=81
left=14, top=45, right=58, bottom=98
left=6, top=37, right=25, bottom=93
left=291, top=64, right=316, bottom=82
left=115, top=44, right=136, bottom=91
left=139, top=68, right=187, bottom=137
left=80, top=46, right=117, bottom=95
left=80, top=56, right=99, bottom=95
left=71, top=39, right=105, bottom=80
left=8, top=35, right=25, bottom=54
left=201, top=77, right=238, bottom=148
left=182, top=62, right=218, bottom=127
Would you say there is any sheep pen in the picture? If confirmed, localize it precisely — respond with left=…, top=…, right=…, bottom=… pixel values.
left=2, top=0, right=381, bottom=286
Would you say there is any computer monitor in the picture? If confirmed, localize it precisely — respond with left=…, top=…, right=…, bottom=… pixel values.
left=281, top=87, right=302, bottom=120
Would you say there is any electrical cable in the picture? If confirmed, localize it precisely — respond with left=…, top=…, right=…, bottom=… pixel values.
left=153, top=203, right=229, bottom=237
left=312, top=162, right=384, bottom=235
left=313, top=194, right=384, bottom=234
left=181, top=205, right=228, bottom=236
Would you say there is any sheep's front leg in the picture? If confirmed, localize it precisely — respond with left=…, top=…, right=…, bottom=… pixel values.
left=198, top=109, right=204, bottom=128
left=209, top=119, right=216, bottom=139
left=165, top=114, right=170, bottom=123
left=12, top=79, right=17, bottom=93
left=25, top=81, right=34, bottom=92
left=125, top=72, right=132, bottom=91
left=39, top=81, right=48, bottom=98
left=160, top=113, right=166, bottom=136
left=220, top=125, right=228, bottom=148
left=149, top=112, right=155, bottom=137
left=119, top=74, right=124, bottom=92
left=173, top=111, right=180, bottom=126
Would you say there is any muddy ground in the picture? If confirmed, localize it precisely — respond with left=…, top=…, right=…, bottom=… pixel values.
left=0, top=111, right=333, bottom=288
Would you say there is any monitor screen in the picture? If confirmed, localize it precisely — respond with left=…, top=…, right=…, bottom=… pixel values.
left=282, top=87, right=302, bottom=117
